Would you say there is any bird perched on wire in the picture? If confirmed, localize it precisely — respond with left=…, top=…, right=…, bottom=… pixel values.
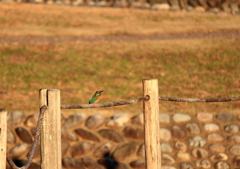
left=89, top=90, right=104, bottom=104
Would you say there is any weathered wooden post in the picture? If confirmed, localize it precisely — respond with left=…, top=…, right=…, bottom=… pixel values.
left=142, top=79, right=161, bottom=169
left=0, top=109, right=7, bottom=169
left=39, top=89, right=61, bottom=169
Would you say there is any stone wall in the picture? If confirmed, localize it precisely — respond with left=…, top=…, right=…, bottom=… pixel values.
left=0, top=0, right=240, bottom=14
left=6, top=110, right=240, bottom=169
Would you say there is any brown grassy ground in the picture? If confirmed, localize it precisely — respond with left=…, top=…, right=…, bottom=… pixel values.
left=1, top=3, right=240, bottom=37
left=0, top=3, right=240, bottom=116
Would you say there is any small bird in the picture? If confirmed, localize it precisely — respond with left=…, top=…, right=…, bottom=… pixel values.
left=89, top=90, right=104, bottom=104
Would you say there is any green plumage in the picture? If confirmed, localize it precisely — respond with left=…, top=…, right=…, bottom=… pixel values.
left=89, top=95, right=99, bottom=104
left=89, top=90, right=104, bottom=104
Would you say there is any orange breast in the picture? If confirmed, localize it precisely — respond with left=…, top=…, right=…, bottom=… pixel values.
left=93, top=95, right=102, bottom=104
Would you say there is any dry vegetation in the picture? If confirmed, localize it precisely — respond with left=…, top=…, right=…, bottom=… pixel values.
left=0, top=3, right=240, bottom=116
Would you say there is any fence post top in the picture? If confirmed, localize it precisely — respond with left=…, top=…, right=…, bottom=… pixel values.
left=142, top=79, right=158, bottom=81
left=39, top=89, right=59, bottom=91
left=0, top=109, right=7, bottom=113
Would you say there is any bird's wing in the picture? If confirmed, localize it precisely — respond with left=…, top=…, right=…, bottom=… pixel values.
left=89, top=96, right=99, bottom=104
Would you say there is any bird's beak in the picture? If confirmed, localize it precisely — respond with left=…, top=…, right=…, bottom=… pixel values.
left=99, top=90, right=104, bottom=93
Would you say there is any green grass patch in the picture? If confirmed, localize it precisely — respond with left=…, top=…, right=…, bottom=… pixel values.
left=0, top=39, right=239, bottom=114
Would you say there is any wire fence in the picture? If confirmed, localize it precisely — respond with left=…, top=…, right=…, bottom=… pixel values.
left=4, top=85, right=240, bottom=169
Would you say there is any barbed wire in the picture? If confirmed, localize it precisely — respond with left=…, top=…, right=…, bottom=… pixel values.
left=7, top=105, right=47, bottom=169
left=61, top=95, right=240, bottom=109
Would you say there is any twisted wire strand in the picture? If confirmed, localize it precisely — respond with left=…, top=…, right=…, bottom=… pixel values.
left=7, top=105, right=47, bottom=169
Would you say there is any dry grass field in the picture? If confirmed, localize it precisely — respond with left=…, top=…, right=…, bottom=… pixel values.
left=0, top=3, right=240, bottom=116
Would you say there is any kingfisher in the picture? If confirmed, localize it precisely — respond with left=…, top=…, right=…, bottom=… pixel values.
left=89, top=90, right=104, bottom=104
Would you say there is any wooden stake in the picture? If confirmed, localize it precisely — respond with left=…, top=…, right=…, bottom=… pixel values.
left=0, top=109, right=7, bottom=169
left=39, top=89, right=61, bottom=169
left=142, top=79, right=161, bottom=169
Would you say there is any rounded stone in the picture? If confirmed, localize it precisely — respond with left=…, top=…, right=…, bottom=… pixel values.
left=98, top=129, right=124, bottom=143
left=208, top=8, right=220, bottom=13
left=207, top=133, right=224, bottom=143
left=216, top=114, right=233, bottom=121
left=196, top=112, right=213, bottom=122
left=160, top=128, right=171, bottom=142
left=196, top=160, right=211, bottom=168
left=112, top=142, right=137, bottom=161
left=185, top=123, right=200, bottom=134
left=98, top=158, right=128, bottom=169
left=61, top=128, right=79, bottom=142
left=175, top=141, right=187, bottom=152
left=7, top=111, right=25, bottom=127
left=15, top=127, right=33, bottom=144
left=62, top=157, right=85, bottom=169
left=24, top=113, right=39, bottom=127
left=215, top=161, right=229, bottom=169
left=203, top=123, right=219, bottom=132
left=192, top=148, right=208, bottom=159
left=159, top=113, right=170, bottom=124
left=7, top=128, right=16, bottom=143
left=75, top=128, right=100, bottom=142
left=85, top=113, right=105, bottom=129
left=161, top=166, right=177, bottom=169
left=61, top=141, right=69, bottom=156
left=26, top=143, right=40, bottom=159
left=194, top=6, right=206, bottom=12
left=180, top=163, right=193, bottom=169
left=151, top=3, right=170, bottom=11
left=210, top=153, right=228, bottom=161
left=131, top=113, right=144, bottom=126
left=122, top=126, right=144, bottom=139
left=161, top=143, right=173, bottom=153
left=71, top=142, right=95, bottom=158
left=172, top=125, right=186, bottom=139
left=130, top=159, right=145, bottom=169
left=224, top=124, right=239, bottom=133
left=170, top=5, right=181, bottom=11
left=173, top=113, right=191, bottom=123
left=93, top=142, right=114, bottom=158
left=227, top=135, right=240, bottom=143
left=30, top=127, right=37, bottom=137
left=230, top=145, right=240, bottom=155
left=63, top=112, right=86, bottom=129
left=137, top=143, right=145, bottom=158
left=81, top=156, right=102, bottom=169
left=162, top=154, right=175, bottom=165
left=209, top=143, right=226, bottom=153
left=189, top=136, right=206, bottom=147
left=106, top=113, right=129, bottom=127
left=8, top=143, right=29, bottom=158
left=176, top=152, right=190, bottom=161
left=233, top=156, right=240, bottom=167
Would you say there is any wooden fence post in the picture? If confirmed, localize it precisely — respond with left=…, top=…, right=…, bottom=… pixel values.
left=0, top=109, right=7, bottom=169
left=39, top=89, right=61, bottom=169
left=142, top=79, right=161, bottom=169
